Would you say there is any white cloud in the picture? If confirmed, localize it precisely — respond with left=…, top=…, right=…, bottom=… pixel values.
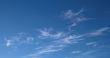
left=37, top=44, right=64, bottom=54
left=39, top=29, right=50, bottom=37
left=5, top=39, right=12, bottom=47
left=23, top=32, right=85, bottom=58
left=86, top=42, right=97, bottom=47
left=25, top=37, right=35, bottom=44
left=57, top=35, right=84, bottom=44
left=23, top=27, right=89, bottom=58
left=11, top=9, right=109, bottom=58
left=38, top=28, right=65, bottom=39
left=4, top=33, right=35, bottom=47
left=72, top=50, right=81, bottom=54
left=86, top=42, right=96, bottom=46
left=62, top=9, right=91, bottom=31
left=21, top=26, right=109, bottom=58
left=37, top=34, right=84, bottom=55
left=63, top=9, right=84, bottom=19
left=24, top=44, right=65, bottom=58
left=74, top=50, right=96, bottom=58
left=89, top=27, right=110, bottom=36
left=64, top=10, right=74, bottom=19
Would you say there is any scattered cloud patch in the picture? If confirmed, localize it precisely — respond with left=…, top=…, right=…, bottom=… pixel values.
left=5, top=39, right=13, bottom=47
left=63, top=9, right=84, bottom=19
left=4, top=33, right=35, bottom=47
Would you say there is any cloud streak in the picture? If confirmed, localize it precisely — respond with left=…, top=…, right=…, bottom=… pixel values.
left=74, top=50, right=96, bottom=58
left=88, top=27, right=110, bottom=36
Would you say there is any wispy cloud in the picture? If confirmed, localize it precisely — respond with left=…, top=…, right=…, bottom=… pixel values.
left=4, top=33, right=35, bottom=47
left=21, top=28, right=86, bottom=58
left=63, top=9, right=84, bottom=19
left=22, top=26, right=110, bottom=58
left=2, top=9, right=108, bottom=58
left=88, top=27, right=110, bottom=36
left=72, top=50, right=81, bottom=54
left=38, top=28, right=65, bottom=39
left=86, top=42, right=97, bottom=47
left=36, top=44, right=64, bottom=54
left=74, top=50, right=96, bottom=58
left=23, top=44, right=65, bottom=58
left=55, top=34, right=84, bottom=45
left=38, top=28, right=51, bottom=37
left=62, top=9, right=91, bottom=31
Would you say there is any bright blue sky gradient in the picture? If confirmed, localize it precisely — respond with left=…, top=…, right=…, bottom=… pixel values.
left=0, top=0, right=110, bottom=58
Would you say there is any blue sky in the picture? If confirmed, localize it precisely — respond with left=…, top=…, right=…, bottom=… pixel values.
left=0, top=0, right=110, bottom=58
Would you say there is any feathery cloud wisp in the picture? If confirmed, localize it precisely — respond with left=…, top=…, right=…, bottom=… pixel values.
left=89, top=27, right=110, bottom=36
left=72, top=50, right=81, bottom=54
left=62, top=9, right=91, bottom=31
left=4, top=33, right=35, bottom=47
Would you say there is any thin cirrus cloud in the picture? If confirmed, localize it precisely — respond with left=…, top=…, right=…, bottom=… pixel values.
left=86, top=42, right=97, bottom=48
left=29, top=45, right=64, bottom=57
left=37, top=27, right=109, bottom=53
left=2, top=9, right=110, bottom=58
left=4, top=33, right=35, bottom=47
left=38, top=28, right=65, bottom=39
left=5, top=24, right=109, bottom=58
left=63, top=9, right=89, bottom=28
left=72, top=50, right=81, bottom=54
left=63, top=9, right=84, bottom=19
left=22, top=9, right=110, bottom=58
left=23, top=27, right=110, bottom=58
left=22, top=29, right=86, bottom=58
left=88, top=27, right=110, bottom=36
left=86, top=42, right=96, bottom=46
left=74, top=50, right=96, bottom=58
left=62, top=9, right=92, bottom=31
